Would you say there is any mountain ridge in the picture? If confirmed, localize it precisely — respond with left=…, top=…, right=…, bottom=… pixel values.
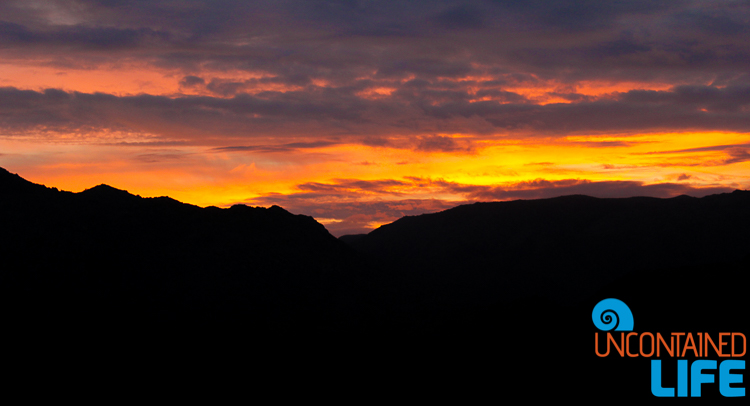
left=0, top=166, right=364, bottom=333
left=2, top=166, right=747, bottom=400
left=343, top=188, right=750, bottom=302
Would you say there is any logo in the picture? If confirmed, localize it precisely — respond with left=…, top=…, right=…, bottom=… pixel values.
left=592, top=298, right=745, bottom=398
left=592, top=298, right=634, bottom=332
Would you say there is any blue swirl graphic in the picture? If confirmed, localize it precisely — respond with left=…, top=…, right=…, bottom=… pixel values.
left=592, top=298, right=634, bottom=331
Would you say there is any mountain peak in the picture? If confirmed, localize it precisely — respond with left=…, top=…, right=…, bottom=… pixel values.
left=83, top=183, right=124, bottom=192
left=80, top=184, right=139, bottom=199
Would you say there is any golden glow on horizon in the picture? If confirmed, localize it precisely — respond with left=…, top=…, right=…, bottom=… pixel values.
left=3, top=131, right=748, bottom=210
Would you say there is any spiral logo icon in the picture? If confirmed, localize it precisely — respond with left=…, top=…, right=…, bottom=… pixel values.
left=592, top=298, right=634, bottom=331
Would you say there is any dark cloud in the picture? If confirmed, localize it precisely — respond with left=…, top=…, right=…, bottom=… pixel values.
left=0, top=0, right=746, bottom=85
left=488, top=0, right=683, bottom=31
left=431, top=4, right=485, bottom=30
left=634, top=142, right=750, bottom=166
left=205, top=79, right=247, bottom=97
left=212, top=141, right=339, bottom=153
left=0, top=21, right=35, bottom=43
left=0, top=86, right=377, bottom=140
left=3, top=85, right=750, bottom=144
left=415, top=135, right=470, bottom=153
left=179, top=76, right=205, bottom=87
left=669, top=6, right=750, bottom=37
left=722, top=147, right=750, bottom=165
left=0, top=21, right=169, bottom=49
left=134, top=152, right=189, bottom=163
left=588, top=38, right=653, bottom=59
left=622, top=85, right=750, bottom=112
left=297, top=179, right=411, bottom=195
left=638, top=142, right=750, bottom=155
left=1, top=2, right=750, bottom=146
left=376, top=59, right=473, bottom=79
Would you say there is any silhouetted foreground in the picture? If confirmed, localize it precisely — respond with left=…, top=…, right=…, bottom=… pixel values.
left=1, top=167, right=747, bottom=399
left=345, top=191, right=750, bottom=302
left=0, top=167, right=374, bottom=331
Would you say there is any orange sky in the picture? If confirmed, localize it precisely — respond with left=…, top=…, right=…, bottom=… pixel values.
left=1, top=0, right=749, bottom=235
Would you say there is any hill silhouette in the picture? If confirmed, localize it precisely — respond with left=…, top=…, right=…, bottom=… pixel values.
left=337, top=190, right=749, bottom=400
left=1, top=167, right=747, bottom=400
left=0, top=167, right=372, bottom=334
left=343, top=192, right=750, bottom=303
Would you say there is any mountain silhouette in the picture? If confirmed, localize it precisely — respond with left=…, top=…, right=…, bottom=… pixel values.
left=336, top=190, right=749, bottom=400
left=0, top=167, right=370, bottom=335
left=1, top=166, right=747, bottom=400
left=342, top=192, right=750, bottom=303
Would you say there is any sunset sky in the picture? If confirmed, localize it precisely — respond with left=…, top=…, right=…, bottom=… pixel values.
left=1, top=0, right=749, bottom=235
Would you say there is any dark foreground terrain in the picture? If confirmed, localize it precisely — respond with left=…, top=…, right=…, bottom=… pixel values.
left=1, top=166, right=747, bottom=400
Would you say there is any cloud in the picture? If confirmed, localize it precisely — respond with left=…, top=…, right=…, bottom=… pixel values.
left=212, top=141, right=338, bottom=153
left=134, top=152, right=190, bottom=163
left=246, top=176, right=736, bottom=235
left=431, top=4, right=485, bottom=30
left=723, top=147, right=750, bottom=165
left=296, top=179, right=411, bottom=196
left=2, top=0, right=748, bottom=235
left=488, top=0, right=683, bottom=31
left=0, top=0, right=747, bottom=86
left=0, top=20, right=169, bottom=49
left=638, top=142, right=750, bottom=155
left=415, top=135, right=472, bottom=153
left=3, top=85, right=750, bottom=146
left=635, top=142, right=750, bottom=166
left=179, top=76, right=205, bottom=88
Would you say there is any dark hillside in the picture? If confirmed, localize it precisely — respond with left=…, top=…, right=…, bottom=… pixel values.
left=0, top=167, right=370, bottom=333
left=2, top=167, right=746, bottom=400
left=346, top=192, right=750, bottom=303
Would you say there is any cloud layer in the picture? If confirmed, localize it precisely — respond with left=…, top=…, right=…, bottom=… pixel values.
left=1, top=0, right=749, bottom=235
left=3, top=1, right=750, bottom=145
left=2, top=84, right=750, bottom=145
